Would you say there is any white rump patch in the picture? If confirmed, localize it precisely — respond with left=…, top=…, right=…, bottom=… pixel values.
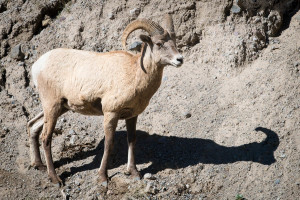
left=31, top=51, right=52, bottom=87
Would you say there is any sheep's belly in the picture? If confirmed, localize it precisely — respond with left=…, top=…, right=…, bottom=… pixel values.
left=64, top=98, right=103, bottom=116
left=119, top=108, right=134, bottom=119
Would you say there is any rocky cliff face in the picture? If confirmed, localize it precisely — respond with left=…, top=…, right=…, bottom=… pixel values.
left=0, top=0, right=299, bottom=199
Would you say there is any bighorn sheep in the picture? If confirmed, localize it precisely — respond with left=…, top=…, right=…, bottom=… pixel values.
left=27, top=14, right=183, bottom=186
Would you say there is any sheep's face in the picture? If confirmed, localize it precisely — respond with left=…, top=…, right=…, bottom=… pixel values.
left=140, top=31, right=183, bottom=68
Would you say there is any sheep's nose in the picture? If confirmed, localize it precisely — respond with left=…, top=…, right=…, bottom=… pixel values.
left=177, top=55, right=184, bottom=64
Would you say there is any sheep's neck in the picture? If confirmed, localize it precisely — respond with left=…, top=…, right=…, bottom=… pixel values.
left=134, top=46, right=163, bottom=100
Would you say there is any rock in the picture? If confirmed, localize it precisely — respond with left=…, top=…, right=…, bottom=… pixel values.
left=18, top=62, right=24, bottom=66
left=183, top=111, right=192, bottom=118
left=144, top=173, right=156, bottom=180
left=129, top=41, right=142, bottom=52
left=176, top=183, right=186, bottom=194
left=129, top=8, right=140, bottom=16
left=11, top=44, right=24, bottom=60
left=42, top=19, right=51, bottom=27
left=293, top=62, right=300, bottom=67
left=274, top=179, right=280, bottom=185
left=70, top=135, right=78, bottom=145
left=198, top=165, right=204, bottom=171
left=61, top=189, right=70, bottom=200
left=74, top=187, right=81, bottom=193
left=145, top=182, right=158, bottom=194
left=68, top=129, right=76, bottom=135
left=186, top=168, right=194, bottom=174
left=190, top=184, right=201, bottom=194
left=279, top=152, right=286, bottom=158
left=231, top=4, right=241, bottom=14
left=108, top=12, right=114, bottom=20
left=75, top=178, right=83, bottom=186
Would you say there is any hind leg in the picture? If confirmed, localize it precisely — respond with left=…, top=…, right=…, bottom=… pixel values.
left=27, top=112, right=46, bottom=170
left=41, top=102, right=65, bottom=185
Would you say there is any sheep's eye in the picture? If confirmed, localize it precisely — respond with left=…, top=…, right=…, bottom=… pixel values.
left=156, top=42, right=163, bottom=47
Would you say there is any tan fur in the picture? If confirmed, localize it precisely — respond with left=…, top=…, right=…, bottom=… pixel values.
left=35, top=48, right=161, bottom=117
left=28, top=15, right=183, bottom=186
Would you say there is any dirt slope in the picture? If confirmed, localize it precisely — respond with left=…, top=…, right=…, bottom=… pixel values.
left=0, top=0, right=300, bottom=199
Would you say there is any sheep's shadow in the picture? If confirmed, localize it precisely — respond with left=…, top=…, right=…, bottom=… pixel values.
left=57, top=127, right=279, bottom=181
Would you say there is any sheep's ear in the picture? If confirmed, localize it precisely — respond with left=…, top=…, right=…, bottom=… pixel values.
left=140, top=34, right=153, bottom=47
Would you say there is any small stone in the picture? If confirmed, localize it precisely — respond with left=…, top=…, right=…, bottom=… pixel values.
left=176, top=183, right=186, bottom=193
left=253, top=17, right=261, bottom=23
left=74, top=187, right=81, bottom=193
left=65, top=186, right=71, bottom=193
left=279, top=152, right=286, bottom=158
left=108, top=13, right=114, bottom=20
left=144, top=173, right=156, bottom=180
left=129, top=41, right=142, bottom=51
left=11, top=44, right=24, bottom=60
left=107, top=190, right=113, bottom=195
left=183, top=111, right=192, bottom=118
left=274, top=179, right=280, bottom=185
left=61, top=189, right=70, bottom=199
left=190, top=184, right=201, bottom=194
left=59, top=16, right=66, bottom=21
left=68, top=129, right=76, bottom=135
left=186, top=168, right=194, bottom=174
left=274, top=39, right=280, bottom=44
left=129, top=8, right=140, bottom=16
left=145, top=182, right=158, bottom=194
left=70, top=135, right=78, bottom=145
left=231, top=4, right=241, bottom=14
left=74, top=178, right=83, bottom=186
left=293, top=62, right=300, bottom=67
left=42, top=18, right=51, bottom=27
left=198, top=165, right=204, bottom=170
left=3, top=127, right=9, bottom=133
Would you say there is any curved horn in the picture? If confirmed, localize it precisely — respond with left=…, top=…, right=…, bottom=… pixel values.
left=121, top=19, right=164, bottom=50
left=162, top=14, right=175, bottom=33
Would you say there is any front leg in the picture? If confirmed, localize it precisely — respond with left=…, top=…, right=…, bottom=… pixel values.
left=98, top=112, right=119, bottom=187
left=125, top=116, right=141, bottom=180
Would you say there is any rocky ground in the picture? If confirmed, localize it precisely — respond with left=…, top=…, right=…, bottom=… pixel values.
left=0, top=0, right=300, bottom=199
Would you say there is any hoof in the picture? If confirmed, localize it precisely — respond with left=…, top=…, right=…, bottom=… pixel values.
left=101, top=181, right=108, bottom=188
left=31, top=163, right=47, bottom=171
left=49, top=175, right=63, bottom=187
left=98, top=173, right=108, bottom=188
left=124, top=170, right=131, bottom=176
left=125, top=168, right=141, bottom=180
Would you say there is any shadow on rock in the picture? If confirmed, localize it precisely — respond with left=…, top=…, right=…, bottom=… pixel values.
left=57, top=127, right=279, bottom=181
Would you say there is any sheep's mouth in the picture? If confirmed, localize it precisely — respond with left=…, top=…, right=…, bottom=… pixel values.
left=171, top=62, right=183, bottom=68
